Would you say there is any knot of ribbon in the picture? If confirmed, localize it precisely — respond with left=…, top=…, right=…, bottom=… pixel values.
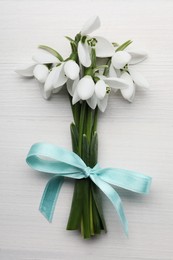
left=83, top=166, right=93, bottom=178
left=26, top=142, right=152, bottom=236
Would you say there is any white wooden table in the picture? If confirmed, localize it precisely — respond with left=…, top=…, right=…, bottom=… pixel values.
left=1, top=0, right=173, bottom=259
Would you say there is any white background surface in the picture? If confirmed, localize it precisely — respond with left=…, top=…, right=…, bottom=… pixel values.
left=1, top=0, right=173, bottom=259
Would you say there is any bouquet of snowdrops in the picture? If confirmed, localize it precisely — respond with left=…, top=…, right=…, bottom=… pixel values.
left=16, top=16, right=151, bottom=239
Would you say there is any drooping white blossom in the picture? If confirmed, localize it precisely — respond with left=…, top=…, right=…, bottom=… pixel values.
left=77, top=41, right=92, bottom=67
left=64, top=60, right=80, bottom=80
left=77, top=16, right=114, bottom=67
left=16, top=49, right=80, bottom=99
left=15, top=50, right=60, bottom=78
left=111, top=49, right=149, bottom=102
left=42, top=59, right=80, bottom=99
left=112, top=51, right=131, bottom=70
left=48, top=60, right=80, bottom=98
left=33, top=64, right=49, bottom=83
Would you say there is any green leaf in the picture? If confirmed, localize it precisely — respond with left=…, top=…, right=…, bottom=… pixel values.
left=93, top=65, right=108, bottom=74
left=91, top=183, right=107, bottom=233
left=70, top=42, right=77, bottom=53
left=115, top=40, right=133, bottom=52
left=112, top=42, right=119, bottom=47
left=96, top=65, right=109, bottom=70
left=82, top=134, right=90, bottom=166
left=38, top=45, right=63, bottom=62
left=103, top=59, right=111, bottom=76
left=86, top=106, right=94, bottom=143
left=66, top=180, right=84, bottom=230
left=70, top=123, right=79, bottom=154
left=78, top=102, right=87, bottom=157
left=89, top=131, right=98, bottom=167
left=81, top=35, right=87, bottom=44
left=75, top=33, right=81, bottom=43
left=72, top=102, right=81, bottom=128
left=81, top=179, right=91, bottom=238
left=65, top=36, right=77, bottom=53
left=65, top=36, right=75, bottom=42
left=89, top=190, right=95, bottom=235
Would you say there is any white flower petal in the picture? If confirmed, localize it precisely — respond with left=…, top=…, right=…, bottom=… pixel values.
left=72, top=89, right=81, bottom=105
left=112, top=51, right=131, bottom=69
left=43, top=90, right=51, bottom=99
left=120, top=72, right=135, bottom=102
left=81, top=16, right=100, bottom=35
left=43, top=86, right=52, bottom=99
left=128, top=68, right=149, bottom=89
left=43, top=67, right=59, bottom=99
left=78, top=41, right=91, bottom=67
left=98, top=94, right=109, bottom=112
left=77, top=76, right=95, bottom=100
left=95, top=36, right=114, bottom=57
left=95, top=74, right=105, bottom=80
left=15, top=64, right=35, bottom=77
left=115, top=69, right=121, bottom=78
left=64, top=60, right=80, bottom=80
left=66, top=79, right=73, bottom=96
left=53, top=64, right=67, bottom=88
left=67, top=77, right=79, bottom=96
left=95, top=79, right=106, bottom=100
left=33, top=64, right=49, bottom=83
left=37, top=81, right=45, bottom=98
left=33, top=51, right=59, bottom=64
left=108, top=63, right=118, bottom=77
left=87, top=93, right=97, bottom=110
left=72, top=77, right=79, bottom=92
left=128, top=49, right=148, bottom=64
left=104, top=77, right=129, bottom=90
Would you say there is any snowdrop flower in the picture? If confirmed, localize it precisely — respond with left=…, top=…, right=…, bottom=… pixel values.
left=111, top=49, right=149, bottom=102
left=44, top=60, right=80, bottom=99
left=77, top=16, right=115, bottom=67
left=15, top=50, right=60, bottom=98
left=15, top=50, right=59, bottom=77
left=16, top=49, right=80, bottom=99
left=68, top=75, right=130, bottom=112
left=85, top=78, right=110, bottom=112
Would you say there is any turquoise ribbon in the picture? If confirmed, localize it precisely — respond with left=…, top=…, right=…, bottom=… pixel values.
left=26, top=142, right=152, bottom=235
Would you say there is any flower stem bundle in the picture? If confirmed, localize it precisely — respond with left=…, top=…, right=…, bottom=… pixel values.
left=67, top=100, right=106, bottom=238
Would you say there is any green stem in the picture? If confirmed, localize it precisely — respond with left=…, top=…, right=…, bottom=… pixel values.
left=67, top=100, right=107, bottom=238
left=78, top=102, right=86, bottom=157
left=93, top=106, right=98, bottom=133
left=66, top=180, right=85, bottom=230
left=68, top=94, right=80, bottom=128
left=89, top=189, right=94, bottom=235
left=86, top=106, right=93, bottom=144
left=81, top=179, right=91, bottom=238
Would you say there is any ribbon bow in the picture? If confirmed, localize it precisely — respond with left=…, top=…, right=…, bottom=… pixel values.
left=26, top=142, right=152, bottom=235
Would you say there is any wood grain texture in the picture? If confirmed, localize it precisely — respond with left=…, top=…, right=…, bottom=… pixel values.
left=0, top=0, right=173, bottom=259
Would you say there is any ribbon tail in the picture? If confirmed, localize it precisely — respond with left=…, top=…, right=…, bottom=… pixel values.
left=91, top=175, right=128, bottom=236
left=97, top=168, right=152, bottom=194
left=39, top=176, right=64, bottom=222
